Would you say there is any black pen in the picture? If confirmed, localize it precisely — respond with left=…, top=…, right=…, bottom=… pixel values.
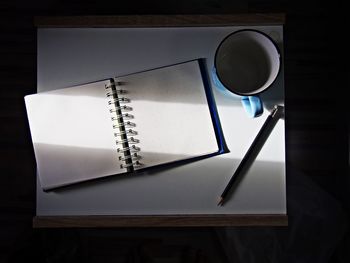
left=218, top=105, right=284, bottom=206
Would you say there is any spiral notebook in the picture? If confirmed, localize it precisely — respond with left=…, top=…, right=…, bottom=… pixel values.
left=25, top=60, right=227, bottom=191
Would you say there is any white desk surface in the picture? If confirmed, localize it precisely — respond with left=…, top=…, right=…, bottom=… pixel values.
left=36, top=25, right=286, bottom=218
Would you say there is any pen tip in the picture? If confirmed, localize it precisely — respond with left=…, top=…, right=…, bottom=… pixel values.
left=217, top=198, right=224, bottom=206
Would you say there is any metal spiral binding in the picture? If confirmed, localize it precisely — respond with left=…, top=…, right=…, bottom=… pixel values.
left=114, top=129, right=138, bottom=137
left=106, top=90, right=127, bottom=97
left=119, top=152, right=141, bottom=162
left=112, top=121, right=136, bottom=129
left=105, top=80, right=142, bottom=170
left=116, top=137, right=139, bottom=145
left=117, top=145, right=140, bottom=153
left=108, top=97, right=130, bottom=104
left=110, top=105, right=132, bottom=113
left=111, top=113, right=134, bottom=121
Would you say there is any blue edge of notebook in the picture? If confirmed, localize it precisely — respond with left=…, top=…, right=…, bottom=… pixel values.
left=198, top=58, right=229, bottom=155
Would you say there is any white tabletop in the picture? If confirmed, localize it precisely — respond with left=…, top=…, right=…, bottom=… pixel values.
left=36, top=25, right=286, bottom=216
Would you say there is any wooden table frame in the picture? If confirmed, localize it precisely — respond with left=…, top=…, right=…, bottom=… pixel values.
left=33, top=13, right=287, bottom=228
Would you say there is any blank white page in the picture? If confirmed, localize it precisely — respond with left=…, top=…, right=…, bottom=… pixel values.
left=115, top=60, right=219, bottom=170
left=25, top=80, right=125, bottom=190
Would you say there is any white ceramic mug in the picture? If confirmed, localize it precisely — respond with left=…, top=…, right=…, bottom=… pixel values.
left=213, top=29, right=281, bottom=118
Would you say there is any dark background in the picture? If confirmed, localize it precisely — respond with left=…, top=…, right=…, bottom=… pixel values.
left=0, top=1, right=348, bottom=262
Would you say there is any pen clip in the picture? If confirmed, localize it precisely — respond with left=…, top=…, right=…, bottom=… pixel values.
left=271, top=105, right=284, bottom=119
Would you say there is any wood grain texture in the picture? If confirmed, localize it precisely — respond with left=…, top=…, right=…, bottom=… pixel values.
left=34, top=13, right=285, bottom=27
left=33, top=214, right=288, bottom=228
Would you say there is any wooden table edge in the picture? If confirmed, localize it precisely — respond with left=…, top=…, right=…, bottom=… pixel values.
left=34, top=13, right=286, bottom=28
left=33, top=214, right=288, bottom=228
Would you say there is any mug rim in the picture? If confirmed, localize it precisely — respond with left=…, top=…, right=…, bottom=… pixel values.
left=214, top=29, right=281, bottom=96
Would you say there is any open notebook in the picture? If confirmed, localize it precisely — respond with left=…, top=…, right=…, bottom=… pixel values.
left=25, top=60, right=227, bottom=191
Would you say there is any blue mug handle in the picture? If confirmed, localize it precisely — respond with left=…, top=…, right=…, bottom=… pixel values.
left=212, top=68, right=263, bottom=118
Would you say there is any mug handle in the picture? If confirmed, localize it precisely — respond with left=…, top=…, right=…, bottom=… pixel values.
left=241, top=96, right=263, bottom=118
